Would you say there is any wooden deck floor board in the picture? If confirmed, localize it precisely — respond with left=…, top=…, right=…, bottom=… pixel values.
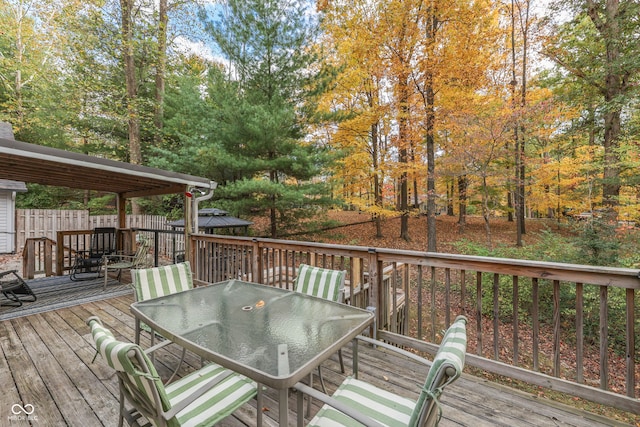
left=36, top=310, right=119, bottom=424
left=22, top=313, right=105, bottom=426
left=2, top=293, right=631, bottom=427
left=3, top=317, right=68, bottom=425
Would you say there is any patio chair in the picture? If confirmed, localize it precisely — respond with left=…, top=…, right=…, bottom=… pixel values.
left=103, top=235, right=152, bottom=290
left=131, top=262, right=194, bottom=382
left=294, top=315, right=468, bottom=427
left=0, top=270, right=37, bottom=307
left=294, top=264, right=346, bottom=397
left=87, top=316, right=259, bottom=427
left=70, top=227, right=116, bottom=281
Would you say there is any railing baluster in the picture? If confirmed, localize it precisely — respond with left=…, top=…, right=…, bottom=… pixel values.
left=532, top=277, right=539, bottom=371
left=626, top=288, right=635, bottom=397
left=493, top=273, right=500, bottom=360
left=417, top=265, right=423, bottom=340
left=430, top=266, right=436, bottom=342
left=476, top=271, right=483, bottom=356
left=445, top=268, right=451, bottom=327
left=460, top=269, right=466, bottom=309
left=513, top=275, right=519, bottom=366
left=389, top=262, right=397, bottom=333
left=600, top=285, right=609, bottom=390
left=403, top=264, right=409, bottom=334
left=553, top=280, right=560, bottom=377
left=576, top=283, right=584, bottom=384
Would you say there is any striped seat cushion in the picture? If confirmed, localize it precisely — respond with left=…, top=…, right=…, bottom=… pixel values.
left=88, top=318, right=257, bottom=427
left=294, top=264, right=345, bottom=302
left=132, top=261, right=194, bottom=301
left=308, top=316, right=468, bottom=427
left=167, top=363, right=257, bottom=427
left=308, top=376, right=415, bottom=427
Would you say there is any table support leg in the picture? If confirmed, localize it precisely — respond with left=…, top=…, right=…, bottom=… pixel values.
left=279, top=388, right=289, bottom=426
left=257, top=384, right=263, bottom=427
left=276, top=343, right=290, bottom=426
left=352, top=337, right=359, bottom=379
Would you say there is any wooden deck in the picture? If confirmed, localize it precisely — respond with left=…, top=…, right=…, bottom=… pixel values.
left=1, top=293, right=632, bottom=427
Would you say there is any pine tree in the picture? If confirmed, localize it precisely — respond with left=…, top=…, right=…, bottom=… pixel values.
left=201, top=0, right=333, bottom=237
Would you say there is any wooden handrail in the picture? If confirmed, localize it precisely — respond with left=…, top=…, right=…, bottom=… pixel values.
left=189, top=233, right=640, bottom=414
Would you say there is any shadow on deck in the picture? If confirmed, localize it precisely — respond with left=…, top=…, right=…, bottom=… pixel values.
left=0, top=292, right=632, bottom=426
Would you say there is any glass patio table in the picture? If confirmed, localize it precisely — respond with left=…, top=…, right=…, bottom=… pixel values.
left=130, top=279, right=375, bottom=426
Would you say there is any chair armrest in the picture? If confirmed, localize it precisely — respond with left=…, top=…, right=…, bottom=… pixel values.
left=163, top=370, right=235, bottom=420
left=356, top=335, right=431, bottom=366
left=141, top=341, right=241, bottom=419
left=104, top=254, right=136, bottom=262
left=293, top=382, right=386, bottom=427
left=143, top=339, right=174, bottom=355
left=0, top=270, right=18, bottom=279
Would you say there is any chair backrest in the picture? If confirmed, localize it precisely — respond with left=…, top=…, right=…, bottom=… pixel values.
left=293, top=263, right=346, bottom=302
left=90, top=227, right=117, bottom=258
left=131, top=237, right=152, bottom=267
left=87, top=317, right=175, bottom=426
left=409, top=315, right=468, bottom=427
left=131, top=262, right=193, bottom=302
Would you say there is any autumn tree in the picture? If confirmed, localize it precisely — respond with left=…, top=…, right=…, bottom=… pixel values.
left=545, top=0, right=640, bottom=218
left=317, top=0, right=398, bottom=238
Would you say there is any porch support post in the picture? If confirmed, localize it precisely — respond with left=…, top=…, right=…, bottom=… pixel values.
left=116, top=193, right=126, bottom=229
left=184, top=187, right=192, bottom=265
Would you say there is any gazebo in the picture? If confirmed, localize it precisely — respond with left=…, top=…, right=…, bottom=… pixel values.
left=168, top=208, right=253, bottom=235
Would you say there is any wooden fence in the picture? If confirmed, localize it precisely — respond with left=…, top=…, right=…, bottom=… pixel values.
left=15, top=209, right=180, bottom=258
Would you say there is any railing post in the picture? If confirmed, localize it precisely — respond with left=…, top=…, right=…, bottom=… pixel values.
left=56, top=231, right=65, bottom=276
left=252, top=238, right=263, bottom=284
left=44, top=238, right=54, bottom=277
left=22, top=239, right=35, bottom=279
left=367, top=248, right=380, bottom=332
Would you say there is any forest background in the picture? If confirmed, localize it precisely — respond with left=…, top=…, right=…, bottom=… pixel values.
left=1, top=0, right=640, bottom=268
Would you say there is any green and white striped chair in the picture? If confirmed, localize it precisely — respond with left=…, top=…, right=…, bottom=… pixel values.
left=294, top=263, right=346, bottom=303
left=294, top=263, right=347, bottom=381
left=294, top=264, right=347, bottom=415
left=294, top=315, right=468, bottom=427
left=87, top=316, right=259, bottom=427
left=131, top=262, right=194, bottom=345
left=131, top=262, right=194, bottom=382
left=103, top=235, right=152, bottom=290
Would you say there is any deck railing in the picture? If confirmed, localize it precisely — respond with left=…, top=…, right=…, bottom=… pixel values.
left=189, top=233, right=640, bottom=414
left=55, top=229, right=139, bottom=275
left=21, top=237, right=55, bottom=278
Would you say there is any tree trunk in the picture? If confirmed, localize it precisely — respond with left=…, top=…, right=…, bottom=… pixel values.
left=482, top=175, right=493, bottom=250
left=446, top=179, right=454, bottom=216
left=154, top=0, right=168, bottom=146
left=517, top=0, right=530, bottom=242
left=425, top=80, right=436, bottom=252
left=398, top=75, right=410, bottom=242
left=424, top=9, right=439, bottom=253
left=270, top=169, right=278, bottom=237
left=372, top=121, right=383, bottom=238
left=121, top=0, right=142, bottom=214
left=587, top=0, right=624, bottom=216
left=458, top=175, right=467, bottom=228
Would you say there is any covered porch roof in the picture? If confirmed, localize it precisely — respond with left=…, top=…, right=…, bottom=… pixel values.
left=0, top=137, right=216, bottom=255
left=0, top=137, right=214, bottom=199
